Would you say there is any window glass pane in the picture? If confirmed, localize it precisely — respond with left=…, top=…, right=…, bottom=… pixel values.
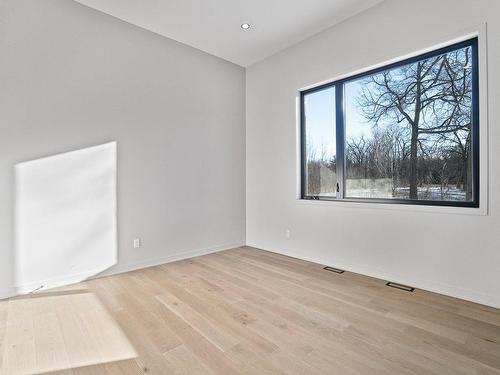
left=303, top=87, right=336, bottom=197
left=344, top=45, right=474, bottom=202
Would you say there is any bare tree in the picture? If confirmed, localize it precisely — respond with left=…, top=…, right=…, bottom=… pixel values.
left=306, top=141, right=337, bottom=195
left=346, top=136, right=370, bottom=178
left=357, top=48, right=472, bottom=199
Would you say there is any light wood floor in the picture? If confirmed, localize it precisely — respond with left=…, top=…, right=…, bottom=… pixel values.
left=1, top=247, right=500, bottom=375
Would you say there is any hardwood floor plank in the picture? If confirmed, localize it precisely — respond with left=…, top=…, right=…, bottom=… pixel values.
left=144, top=267, right=278, bottom=355
left=156, top=288, right=240, bottom=351
left=1, top=297, right=36, bottom=375
left=162, top=345, right=216, bottom=375
left=1, top=246, right=499, bottom=375
left=32, top=305, right=71, bottom=374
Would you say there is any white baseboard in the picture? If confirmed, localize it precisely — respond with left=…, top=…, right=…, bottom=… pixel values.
left=8, top=239, right=495, bottom=309
left=0, top=287, right=14, bottom=301
left=95, top=241, right=245, bottom=279
left=247, top=242, right=500, bottom=309
left=12, top=267, right=113, bottom=296
left=0, top=241, right=245, bottom=300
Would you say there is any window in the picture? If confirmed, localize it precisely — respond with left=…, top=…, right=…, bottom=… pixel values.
left=301, top=38, right=479, bottom=207
left=303, top=86, right=337, bottom=197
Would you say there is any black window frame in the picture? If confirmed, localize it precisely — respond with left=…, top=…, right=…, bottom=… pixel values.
left=300, top=37, right=480, bottom=208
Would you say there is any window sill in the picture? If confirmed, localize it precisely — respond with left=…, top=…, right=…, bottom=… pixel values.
left=296, top=198, right=487, bottom=216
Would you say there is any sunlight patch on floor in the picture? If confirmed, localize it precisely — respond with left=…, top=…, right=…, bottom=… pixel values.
left=0, top=286, right=137, bottom=375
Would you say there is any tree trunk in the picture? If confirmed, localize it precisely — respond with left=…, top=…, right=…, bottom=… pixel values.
left=409, top=125, right=418, bottom=200
left=409, top=62, right=422, bottom=200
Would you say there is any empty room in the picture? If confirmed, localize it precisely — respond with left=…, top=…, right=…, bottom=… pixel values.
left=1, top=0, right=499, bottom=374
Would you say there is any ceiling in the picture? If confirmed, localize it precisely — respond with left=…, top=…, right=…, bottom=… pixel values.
left=74, top=0, right=384, bottom=67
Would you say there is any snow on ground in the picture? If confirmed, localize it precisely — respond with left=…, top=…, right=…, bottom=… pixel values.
left=318, top=185, right=467, bottom=201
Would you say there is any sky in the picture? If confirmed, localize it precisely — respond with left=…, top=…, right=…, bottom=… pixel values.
left=304, top=86, right=336, bottom=160
left=304, top=80, right=372, bottom=162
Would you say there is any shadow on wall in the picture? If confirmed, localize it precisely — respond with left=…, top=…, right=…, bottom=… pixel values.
left=12, top=142, right=118, bottom=295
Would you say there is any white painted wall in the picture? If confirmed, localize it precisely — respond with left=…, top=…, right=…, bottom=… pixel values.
left=0, top=0, right=245, bottom=298
left=246, top=0, right=500, bottom=307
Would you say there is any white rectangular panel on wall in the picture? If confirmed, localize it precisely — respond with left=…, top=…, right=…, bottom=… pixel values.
left=14, top=142, right=117, bottom=293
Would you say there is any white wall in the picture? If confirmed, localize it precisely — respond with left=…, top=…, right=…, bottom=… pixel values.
left=246, top=0, right=500, bottom=307
left=0, top=0, right=245, bottom=298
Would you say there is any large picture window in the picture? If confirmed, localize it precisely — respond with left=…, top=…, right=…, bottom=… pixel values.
left=301, top=38, right=479, bottom=207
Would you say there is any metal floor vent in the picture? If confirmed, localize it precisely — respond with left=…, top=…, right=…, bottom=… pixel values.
left=386, top=282, right=414, bottom=292
left=323, top=266, right=345, bottom=274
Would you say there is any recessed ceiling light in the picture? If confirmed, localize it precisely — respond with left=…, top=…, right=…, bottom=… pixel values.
left=241, top=23, right=251, bottom=30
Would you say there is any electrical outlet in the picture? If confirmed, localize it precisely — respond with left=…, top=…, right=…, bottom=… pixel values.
left=285, top=229, right=291, bottom=239
left=133, top=238, right=141, bottom=249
